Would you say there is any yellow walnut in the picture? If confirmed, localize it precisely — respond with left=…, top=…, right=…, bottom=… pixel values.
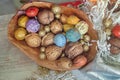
left=18, top=15, right=29, bottom=28
left=14, top=28, right=27, bottom=40
left=63, top=24, right=74, bottom=32
left=67, top=15, right=80, bottom=25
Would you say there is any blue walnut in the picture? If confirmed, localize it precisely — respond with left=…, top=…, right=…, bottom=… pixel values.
left=54, top=34, right=66, bottom=47
left=66, top=28, right=81, bottom=42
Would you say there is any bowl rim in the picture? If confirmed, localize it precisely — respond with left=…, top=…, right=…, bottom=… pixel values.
left=8, top=1, right=98, bottom=71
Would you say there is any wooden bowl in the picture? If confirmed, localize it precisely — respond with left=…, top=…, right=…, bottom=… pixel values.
left=8, top=2, right=98, bottom=71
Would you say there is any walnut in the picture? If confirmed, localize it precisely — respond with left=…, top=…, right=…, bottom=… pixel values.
left=45, top=45, right=63, bottom=61
left=50, top=20, right=62, bottom=34
left=65, top=42, right=83, bottom=59
left=38, top=10, right=54, bottom=25
left=41, top=33, right=54, bottom=46
left=56, top=57, right=72, bottom=69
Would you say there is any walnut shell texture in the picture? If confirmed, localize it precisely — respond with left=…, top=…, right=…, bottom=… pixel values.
left=110, top=46, right=120, bottom=54
left=65, top=42, right=83, bottom=59
left=45, top=45, right=63, bottom=61
left=109, top=38, right=120, bottom=48
left=50, top=20, right=63, bottom=34
left=56, top=57, right=72, bottom=69
left=38, top=9, right=54, bottom=25
left=41, top=33, right=54, bottom=46
left=25, top=33, right=41, bottom=47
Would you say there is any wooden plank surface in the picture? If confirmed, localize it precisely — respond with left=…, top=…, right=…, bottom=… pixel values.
left=0, top=14, right=38, bottom=80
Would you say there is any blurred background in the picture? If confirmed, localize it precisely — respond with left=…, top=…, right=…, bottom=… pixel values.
left=0, top=0, right=75, bottom=15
